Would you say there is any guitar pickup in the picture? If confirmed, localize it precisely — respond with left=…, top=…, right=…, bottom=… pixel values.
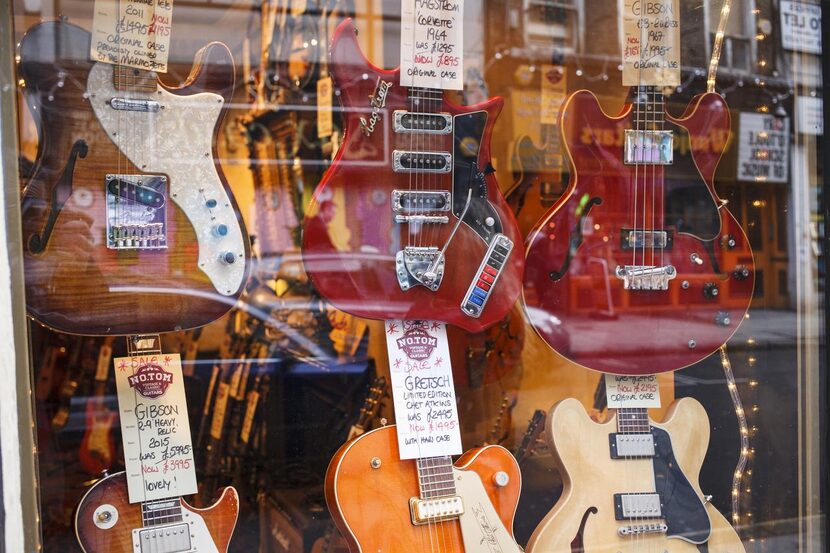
left=110, top=97, right=161, bottom=113
left=614, top=493, right=663, bottom=520
left=394, top=111, right=452, bottom=134
left=392, top=190, right=451, bottom=213
left=620, top=229, right=672, bottom=250
left=624, top=130, right=673, bottom=165
left=394, top=215, right=449, bottom=224
left=609, top=433, right=655, bottom=458
left=409, top=496, right=464, bottom=525
left=393, top=151, right=452, bottom=173
left=461, top=234, right=512, bottom=318
left=133, top=523, right=191, bottom=551
left=106, top=175, right=166, bottom=209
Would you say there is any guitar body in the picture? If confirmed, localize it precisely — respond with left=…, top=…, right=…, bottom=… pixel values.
left=75, top=472, right=239, bottom=552
left=302, top=19, right=523, bottom=332
left=18, top=21, right=249, bottom=335
left=78, top=400, right=117, bottom=475
left=325, top=425, right=522, bottom=552
left=526, top=398, right=745, bottom=553
left=523, top=91, right=754, bottom=374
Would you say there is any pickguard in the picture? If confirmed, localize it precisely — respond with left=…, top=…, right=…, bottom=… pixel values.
left=652, top=427, right=712, bottom=543
left=454, top=468, right=522, bottom=553
left=453, top=111, right=501, bottom=244
left=87, top=62, right=246, bottom=296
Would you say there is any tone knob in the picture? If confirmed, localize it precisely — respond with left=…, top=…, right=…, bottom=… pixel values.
left=702, top=282, right=719, bottom=299
left=213, top=224, right=229, bottom=237
left=732, top=266, right=751, bottom=280
left=493, top=471, right=510, bottom=487
left=205, top=198, right=218, bottom=209
left=714, top=311, right=732, bottom=327
left=219, top=252, right=236, bottom=265
left=722, top=234, right=737, bottom=249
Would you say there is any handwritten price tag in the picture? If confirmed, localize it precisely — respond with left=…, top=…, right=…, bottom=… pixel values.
left=114, top=353, right=197, bottom=503
left=90, top=0, right=174, bottom=73
left=400, top=0, right=464, bottom=90
left=605, top=374, right=661, bottom=408
left=385, top=320, right=463, bottom=459
left=621, top=0, right=680, bottom=87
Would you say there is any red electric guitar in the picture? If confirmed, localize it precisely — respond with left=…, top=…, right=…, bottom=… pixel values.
left=523, top=85, right=754, bottom=374
left=301, top=19, right=523, bottom=332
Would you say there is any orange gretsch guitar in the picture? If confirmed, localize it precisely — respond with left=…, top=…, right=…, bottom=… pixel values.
left=18, top=20, right=250, bottom=335
left=75, top=472, right=239, bottom=552
left=523, top=87, right=754, bottom=374
left=325, top=424, right=523, bottom=552
left=302, top=19, right=523, bottom=331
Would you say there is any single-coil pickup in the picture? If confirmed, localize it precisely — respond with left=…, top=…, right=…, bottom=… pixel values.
left=393, top=151, right=452, bottom=173
left=614, top=493, right=663, bottom=520
left=394, top=111, right=452, bottom=134
left=107, top=178, right=166, bottom=209
left=394, top=215, right=449, bottom=224
left=609, top=433, right=655, bottom=459
left=461, top=234, right=513, bottom=318
left=621, top=229, right=672, bottom=250
left=624, top=129, right=673, bottom=165
left=618, top=523, right=668, bottom=536
left=615, top=265, right=676, bottom=290
left=392, top=190, right=451, bottom=213
left=110, top=97, right=160, bottom=113
left=409, top=496, right=464, bottom=525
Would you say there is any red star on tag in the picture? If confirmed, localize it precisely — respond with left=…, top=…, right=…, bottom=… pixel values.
left=394, top=358, right=403, bottom=369
left=387, top=322, right=399, bottom=334
left=434, top=356, right=443, bottom=367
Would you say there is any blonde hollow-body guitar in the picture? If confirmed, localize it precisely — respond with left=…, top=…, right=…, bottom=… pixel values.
left=526, top=398, right=745, bottom=553
left=325, top=424, right=523, bottom=552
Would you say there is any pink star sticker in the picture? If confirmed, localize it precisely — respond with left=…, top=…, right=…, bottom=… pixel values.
left=430, top=322, right=441, bottom=331
left=394, top=358, right=403, bottom=369
left=387, top=322, right=399, bottom=334
left=434, top=356, right=443, bottom=367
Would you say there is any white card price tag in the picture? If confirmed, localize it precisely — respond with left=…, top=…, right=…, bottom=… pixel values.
left=385, top=320, right=463, bottom=459
left=115, top=353, right=197, bottom=503
left=605, top=374, right=661, bottom=408
left=621, top=0, right=680, bottom=87
left=90, top=0, right=174, bottom=73
left=400, top=0, right=464, bottom=90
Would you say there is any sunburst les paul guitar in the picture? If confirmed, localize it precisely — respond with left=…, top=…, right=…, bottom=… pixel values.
left=302, top=19, right=523, bottom=331
left=522, top=85, right=754, bottom=374
left=526, top=398, right=745, bottom=553
left=325, top=424, right=523, bottom=552
left=18, top=20, right=249, bottom=335
left=75, top=472, right=239, bottom=553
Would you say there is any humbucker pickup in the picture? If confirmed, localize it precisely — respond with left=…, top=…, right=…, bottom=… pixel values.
left=624, top=129, right=673, bottom=165
left=620, top=229, right=672, bottom=250
left=394, top=111, right=453, bottom=134
left=609, top=433, right=655, bottom=458
left=409, top=496, right=464, bottom=525
left=133, top=522, right=192, bottom=552
left=461, top=234, right=513, bottom=318
left=393, top=151, right=452, bottom=173
left=614, top=493, right=663, bottom=520
left=392, top=190, right=451, bottom=213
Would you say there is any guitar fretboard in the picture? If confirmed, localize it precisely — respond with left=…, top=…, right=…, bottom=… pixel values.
left=416, top=456, right=456, bottom=499
left=631, top=85, right=666, bottom=130
left=141, top=498, right=184, bottom=527
left=407, top=87, right=444, bottom=111
left=617, top=407, right=651, bottom=433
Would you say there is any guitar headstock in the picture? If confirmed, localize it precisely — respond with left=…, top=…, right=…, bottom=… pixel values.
left=348, top=376, right=388, bottom=440
left=514, top=409, right=547, bottom=465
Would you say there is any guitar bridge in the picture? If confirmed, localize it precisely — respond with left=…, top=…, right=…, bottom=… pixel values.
left=396, top=247, right=445, bottom=291
left=409, top=496, right=464, bottom=525
left=106, top=174, right=168, bottom=250
left=615, top=265, right=676, bottom=290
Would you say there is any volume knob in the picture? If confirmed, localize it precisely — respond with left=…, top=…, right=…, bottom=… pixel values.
left=219, top=252, right=236, bottom=265
left=213, top=224, right=229, bottom=237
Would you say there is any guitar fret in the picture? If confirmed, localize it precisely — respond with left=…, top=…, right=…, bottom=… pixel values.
left=416, top=456, right=457, bottom=499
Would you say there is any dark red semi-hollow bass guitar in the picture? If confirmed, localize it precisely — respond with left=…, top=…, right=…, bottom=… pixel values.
left=523, top=88, right=754, bottom=374
left=302, top=19, right=523, bottom=332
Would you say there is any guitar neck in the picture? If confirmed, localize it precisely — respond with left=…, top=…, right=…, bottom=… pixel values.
left=141, top=497, right=184, bottom=527
left=630, top=85, right=666, bottom=129
left=416, top=456, right=456, bottom=499
left=113, top=66, right=157, bottom=92
left=616, top=407, right=650, bottom=433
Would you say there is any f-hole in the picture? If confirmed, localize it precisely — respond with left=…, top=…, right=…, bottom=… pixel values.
left=29, top=139, right=88, bottom=254
left=549, top=197, right=602, bottom=281
left=570, top=506, right=598, bottom=553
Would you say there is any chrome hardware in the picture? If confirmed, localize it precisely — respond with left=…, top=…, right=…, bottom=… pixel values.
left=410, top=496, right=464, bottom=525
left=722, top=234, right=737, bottom=249
left=105, top=174, right=168, bottom=250
left=622, top=229, right=669, bottom=250
left=134, top=523, right=192, bottom=553
left=688, top=339, right=697, bottom=349
left=690, top=253, right=704, bottom=265
left=493, top=471, right=510, bottom=487
left=393, top=150, right=452, bottom=173
left=681, top=280, right=690, bottom=289
left=610, top=433, right=655, bottom=458
left=394, top=215, right=449, bottom=224
left=396, top=247, right=445, bottom=291
left=110, top=97, right=160, bottom=112
left=393, top=110, right=452, bottom=134
left=618, top=523, right=668, bottom=536
left=93, top=504, right=118, bottom=530
left=461, top=234, right=513, bottom=318
left=392, top=190, right=451, bottom=213
left=733, top=266, right=751, bottom=280
left=715, top=311, right=732, bottom=327
left=614, top=493, right=663, bottom=519
left=219, top=252, right=237, bottom=265
left=702, top=282, right=719, bottom=299
left=615, top=265, right=676, bottom=290
left=213, top=224, right=229, bottom=237
left=704, top=495, right=713, bottom=504
left=370, top=457, right=382, bottom=469
left=624, top=129, right=673, bottom=165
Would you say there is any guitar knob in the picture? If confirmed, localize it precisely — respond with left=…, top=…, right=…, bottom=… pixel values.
left=702, top=282, right=719, bottom=299
left=714, top=311, right=732, bottom=327
left=722, top=234, right=737, bottom=249
left=213, top=224, right=229, bottom=237
left=219, top=252, right=236, bottom=265
left=732, top=266, right=751, bottom=280
left=205, top=198, right=218, bottom=209
left=493, top=471, right=510, bottom=487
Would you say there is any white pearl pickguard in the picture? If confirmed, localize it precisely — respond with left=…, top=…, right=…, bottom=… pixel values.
left=87, top=62, right=246, bottom=296
left=454, top=468, right=522, bottom=553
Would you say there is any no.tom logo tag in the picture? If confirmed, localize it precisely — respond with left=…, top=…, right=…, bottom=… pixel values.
left=396, top=322, right=438, bottom=361
left=128, top=363, right=173, bottom=399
